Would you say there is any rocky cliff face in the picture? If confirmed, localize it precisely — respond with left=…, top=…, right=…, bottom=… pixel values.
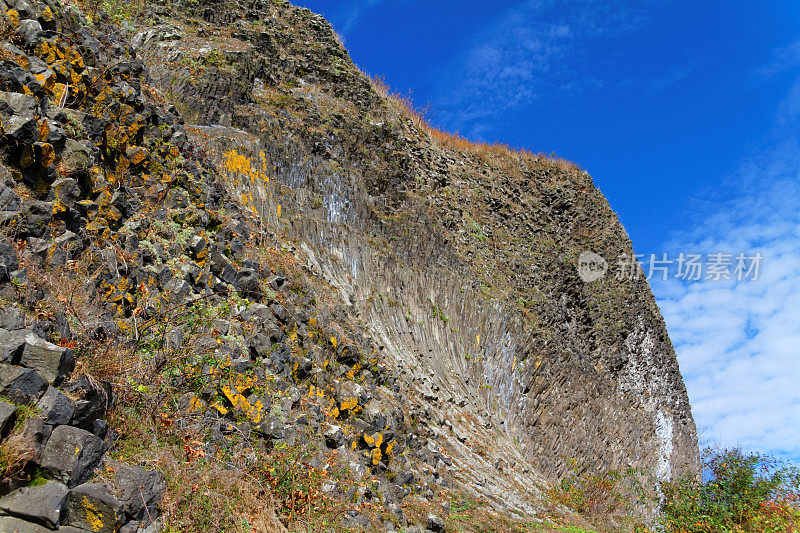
left=0, top=0, right=698, bottom=530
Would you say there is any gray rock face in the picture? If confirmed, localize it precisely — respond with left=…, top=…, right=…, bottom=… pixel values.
left=0, top=363, right=48, bottom=403
left=0, top=516, right=51, bottom=532
left=0, top=328, right=27, bottom=364
left=235, top=267, right=260, bottom=295
left=0, top=307, right=25, bottom=330
left=427, top=513, right=446, bottom=533
left=64, top=375, right=110, bottom=430
left=0, top=0, right=704, bottom=528
left=59, top=139, right=96, bottom=175
left=1, top=114, right=38, bottom=144
left=0, top=182, right=21, bottom=212
left=48, top=178, right=81, bottom=208
left=0, top=480, right=69, bottom=529
left=19, top=333, right=75, bottom=385
left=0, top=399, right=16, bottom=438
left=101, top=459, right=165, bottom=521
left=323, top=423, right=344, bottom=449
left=0, top=241, right=19, bottom=281
left=64, top=482, right=125, bottom=533
left=132, top=0, right=701, bottom=516
left=15, top=18, right=43, bottom=46
left=0, top=91, right=39, bottom=118
left=14, top=200, right=52, bottom=238
left=40, top=425, right=105, bottom=487
left=36, top=386, right=75, bottom=425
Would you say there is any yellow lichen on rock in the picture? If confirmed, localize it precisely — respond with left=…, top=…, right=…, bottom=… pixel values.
left=5, top=8, right=19, bottom=27
left=340, top=396, right=358, bottom=412
left=83, top=496, right=105, bottom=531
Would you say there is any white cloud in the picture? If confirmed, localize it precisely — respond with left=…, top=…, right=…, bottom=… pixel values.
left=337, top=0, right=385, bottom=35
left=651, top=82, right=800, bottom=463
left=752, top=39, right=800, bottom=81
left=434, top=0, right=678, bottom=139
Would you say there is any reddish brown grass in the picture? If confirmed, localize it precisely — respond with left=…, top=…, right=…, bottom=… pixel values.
left=368, top=76, right=579, bottom=174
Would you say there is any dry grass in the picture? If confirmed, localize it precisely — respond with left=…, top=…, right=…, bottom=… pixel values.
left=106, top=402, right=288, bottom=533
left=368, top=76, right=579, bottom=174
left=0, top=420, right=39, bottom=483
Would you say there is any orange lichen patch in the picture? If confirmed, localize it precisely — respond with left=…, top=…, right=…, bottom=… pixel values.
left=222, top=149, right=270, bottom=183
left=82, top=496, right=106, bottom=530
left=222, top=386, right=254, bottom=416
left=35, top=40, right=59, bottom=64
left=188, top=396, right=207, bottom=414
left=85, top=218, right=110, bottom=239
left=40, top=6, right=54, bottom=23
left=49, top=82, right=67, bottom=105
left=3, top=44, right=30, bottom=69
left=104, top=206, right=123, bottom=226
left=221, top=385, right=244, bottom=406
left=242, top=396, right=267, bottom=424
left=370, top=447, right=382, bottom=466
left=339, top=397, right=358, bottom=412
left=5, top=9, right=19, bottom=27
left=126, top=146, right=148, bottom=165
left=209, top=399, right=229, bottom=416
left=364, top=432, right=383, bottom=449
left=51, top=59, right=82, bottom=86
left=34, top=40, right=82, bottom=68
left=105, top=124, right=130, bottom=152
left=36, top=142, right=55, bottom=167
left=308, top=385, right=341, bottom=420
left=233, top=375, right=257, bottom=393
left=345, top=363, right=361, bottom=381
left=38, top=119, right=51, bottom=141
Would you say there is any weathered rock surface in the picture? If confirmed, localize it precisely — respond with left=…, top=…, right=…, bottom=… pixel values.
left=0, top=480, right=69, bottom=529
left=41, top=425, right=105, bottom=487
left=0, top=0, right=699, bottom=529
left=0, top=399, right=16, bottom=438
left=101, top=459, right=165, bottom=522
left=0, top=364, right=48, bottom=403
left=0, top=515, right=51, bottom=532
left=37, top=385, right=75, bottom=426
left=63, top=482, right=125, bottom=533
left=19, top=333, right=74, bottom=385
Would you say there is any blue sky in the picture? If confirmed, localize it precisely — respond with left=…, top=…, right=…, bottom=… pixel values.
left=293, top=0, right=800, bottom=464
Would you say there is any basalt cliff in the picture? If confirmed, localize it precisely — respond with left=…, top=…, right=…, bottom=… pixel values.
left=0, top=0, right=697, bottom=531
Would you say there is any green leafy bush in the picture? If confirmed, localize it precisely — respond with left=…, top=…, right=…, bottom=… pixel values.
left=660, top=448, right=800, bottom=533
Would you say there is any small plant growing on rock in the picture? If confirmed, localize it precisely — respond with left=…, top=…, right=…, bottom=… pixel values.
left=547, top=459, right=646, bottom=522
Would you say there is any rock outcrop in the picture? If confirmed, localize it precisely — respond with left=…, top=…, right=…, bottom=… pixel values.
left=0, top=0, right=698, bottom=530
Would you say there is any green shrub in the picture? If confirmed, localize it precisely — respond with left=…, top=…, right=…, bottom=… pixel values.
left=660, top=448, right=800, bottom=533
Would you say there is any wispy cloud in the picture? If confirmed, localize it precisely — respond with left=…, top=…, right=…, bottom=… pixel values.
left=752, top=39, right=800, bottom=81
left=433, top=0, right=677, bottom=139
left=651, top=80, right=800, bottom=463
left=336, top=0, right=385, bottom=35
